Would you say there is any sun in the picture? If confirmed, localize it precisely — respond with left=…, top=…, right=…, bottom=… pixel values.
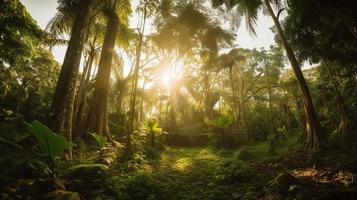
left=160, top=70, right=171, bottom=88
left=158, top=60, right=185, bottom=88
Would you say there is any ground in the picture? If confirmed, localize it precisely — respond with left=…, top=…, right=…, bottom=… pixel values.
left=2, top=135, right=357, bottom=199
left=141, top=136, right=357, bottom=200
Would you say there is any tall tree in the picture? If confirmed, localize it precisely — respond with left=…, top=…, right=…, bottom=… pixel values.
left=85, top=0, right=131, bottom=136
left=127, top=1, right=148, bottom=150
left=49, top=0, right=92, bottom=158
left=212, top=0, right=321, bottom=151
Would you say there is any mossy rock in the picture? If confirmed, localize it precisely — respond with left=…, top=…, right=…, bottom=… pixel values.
left=273, top=172, right=300, bottom=196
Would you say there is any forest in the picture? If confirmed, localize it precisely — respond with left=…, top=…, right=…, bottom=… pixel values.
left=1, top=0, right=357, bottom=199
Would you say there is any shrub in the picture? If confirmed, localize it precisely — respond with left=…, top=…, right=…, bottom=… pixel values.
left=214, top=159, right=253, bottom=184
left=144, top=147, right=162, bottom=160
left=114, top=172, right=162, bottom=200
left=234, top=149, right=255, bottom=161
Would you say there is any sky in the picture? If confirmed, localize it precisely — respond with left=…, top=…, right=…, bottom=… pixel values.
left=20, top=0, right=276, bottom=64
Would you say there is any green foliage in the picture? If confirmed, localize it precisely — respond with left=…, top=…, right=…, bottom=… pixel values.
left=144, top=118, right=163, bottom=136
left=144, top=147, right=163, bottom=160
left=206, top=115, right=234, bottom=129
left=214, top=159, right=253, bottom=184
left=0, top=151, right=51, bottom=184
left=113, top=172, right=162, bottom=200
left=234, top=148, right=255, bottom=161
left=27, top=121, right=71, bottom=159
left=206, top=115, right=234, bottom=148
left=0, top=0, right=43, bottom=65
left=89, top=132, right=108, bottom=148
left=116, top=151, right=149, bottom=173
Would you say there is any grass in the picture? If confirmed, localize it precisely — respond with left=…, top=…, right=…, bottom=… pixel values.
left=157, top=135, right=300, bottom=168
left=233, top=135, right=300, bottom=162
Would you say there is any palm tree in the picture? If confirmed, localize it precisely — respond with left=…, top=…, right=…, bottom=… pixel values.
left=85, top=0, right=131, bottom=136
left=212, top=0, right=321, bottom=151
left=218, top=49, right=246, bottom=122
left=72, top=21, right=103, bottom=133
left=48, top=0, right=92, bottom=159
left=143, top=119, right=163, bottom=148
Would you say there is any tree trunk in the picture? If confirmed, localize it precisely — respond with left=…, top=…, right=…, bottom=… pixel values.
left=140, top=78, right=146, bottom=122
left=49, top=0, right=91, bottom=159
left=50, top=0, right=91, bottom=136
left=86, top=13, right=119, bottom=136
left=237, top=64, right=246, bottom=127
left=264, top=0, right=321, bottom=151
left=264, top=59, right=276, bottom=139
left=321, top=60, right=349, bottom=134
left=73, top=50, right=94, bottom=128
left=229, top=67, right=239, bottom=120
left=127, top=4, right=147, bottom=151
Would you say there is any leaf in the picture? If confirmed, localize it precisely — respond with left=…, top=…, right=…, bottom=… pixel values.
left=27, top=121, right=71, bottom=159
left=89, top=132, right=107, bottom=148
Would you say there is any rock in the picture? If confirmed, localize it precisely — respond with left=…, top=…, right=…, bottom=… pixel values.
left=274, top=172, right=300, bottom=196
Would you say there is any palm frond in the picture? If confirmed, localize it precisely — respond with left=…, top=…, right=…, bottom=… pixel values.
left=236, top=0, right=262, bottom=36
left=42, top=34, right=68, bottom=48
left=45, top=11, right=74, bottom=37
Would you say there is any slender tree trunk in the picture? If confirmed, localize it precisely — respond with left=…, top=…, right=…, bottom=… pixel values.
left=50, top=0, right=92, bottom=157
left=140, top=78, right=146, bottom=122
left=229, top=67, right=239, bottom=120
left=264, top=0, right=321, bottom=151
left=264, top=59, right=276, bottom=139
left=237, top=64, right=246, bottom=127
left=127, top=4, right=147, bottom=151
left=86, top=13, right=119, bottom=136
left=321, top=60, right=349, bottom=134
left=73, top=51, right=94, bottom=126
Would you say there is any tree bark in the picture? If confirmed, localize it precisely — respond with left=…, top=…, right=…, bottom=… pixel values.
left=127, top=4, right=147, bottom=151
left=264, top=59, right=276, bottom=139
left=140, top=78, right=146, bottom=122
left=264, top=0, right=321, bottom=151
left=86, top=13, right=119, bottom=136
left=73, top=50, right=94, bottom=128
left=49, top=0, right=92, bottom=159
left=229, top=66, right=239, bottom=120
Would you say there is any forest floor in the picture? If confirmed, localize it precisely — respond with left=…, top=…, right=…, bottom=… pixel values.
left=2, top=135, right=357, bottom=199
left=144, top=138, right=357, bottom=200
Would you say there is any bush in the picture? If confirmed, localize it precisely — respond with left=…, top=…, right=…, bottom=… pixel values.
left=109, top=111, right=128, bottom=139
left=114, top=172, right=162, bottom=200
left=234, top=149, right=255, bottom=161
left=116, top=151, right=149, bottom=173
left=214, top=159, right=253, bottom=184
left=144, top=147, right=162, bottom=160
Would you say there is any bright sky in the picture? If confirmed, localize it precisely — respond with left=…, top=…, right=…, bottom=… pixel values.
left=20, top=0, right=275, bottom=64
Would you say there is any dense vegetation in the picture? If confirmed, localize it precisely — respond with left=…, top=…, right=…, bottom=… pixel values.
left=1, top=0, right=357, bottom=199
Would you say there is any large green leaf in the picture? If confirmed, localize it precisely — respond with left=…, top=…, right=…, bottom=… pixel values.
left=27, top=121, right=71, bottom=159
left=89, top=132, right=107, bottom=148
